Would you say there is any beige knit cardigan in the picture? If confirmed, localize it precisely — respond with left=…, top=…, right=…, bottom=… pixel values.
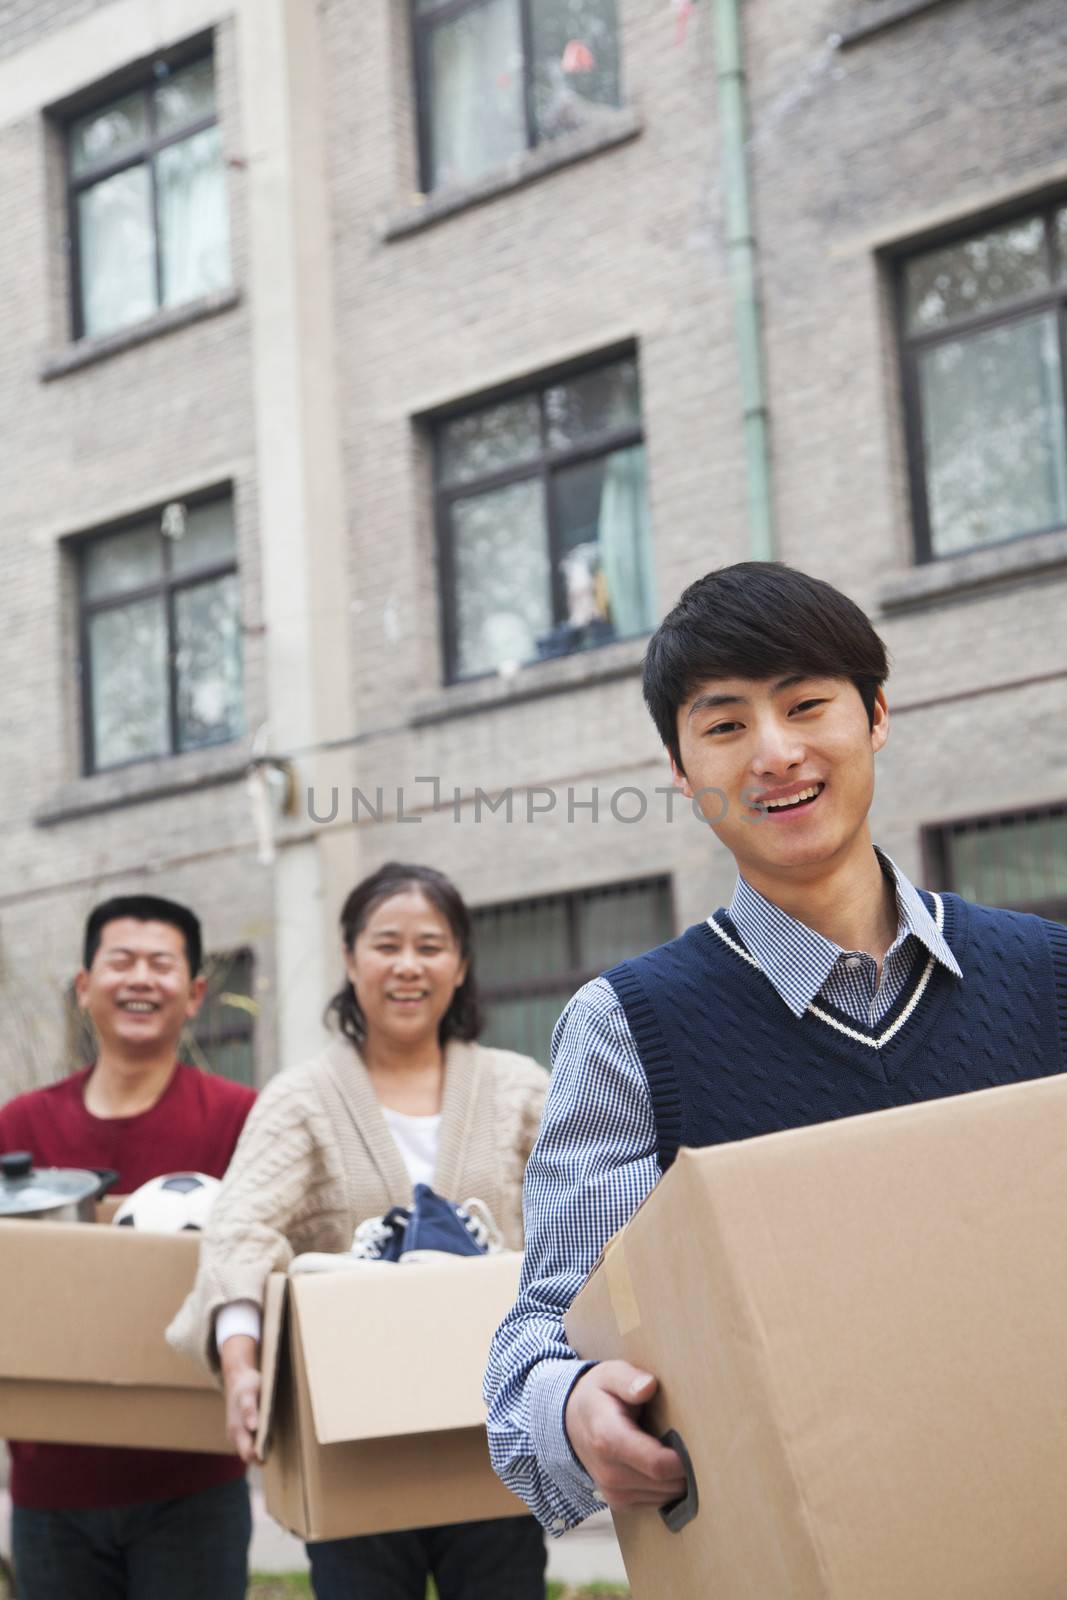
left=167, top=1034, right=547, bottom=1374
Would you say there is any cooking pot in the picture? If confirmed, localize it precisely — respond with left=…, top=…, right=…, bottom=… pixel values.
left=0, top=1151, right=118, bottom=1222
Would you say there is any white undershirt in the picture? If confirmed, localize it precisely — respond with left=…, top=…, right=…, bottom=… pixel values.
left=215, top=1108, right=443, bottom=1352
left=380, top=1105, right=441, bottom=1190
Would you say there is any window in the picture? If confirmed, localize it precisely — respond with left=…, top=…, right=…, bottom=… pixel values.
left=472, top=877, right=673, bottom=1059
left=185, top=948, right=257, bottom=1085
left=77, top=493, right=245, bottom=773
left=435, top=354, right=654, bottom=682
left=66, top=51, right=230, bottom=340
left=66, top=984, right=97, bottom=1068
left=899, top=204, right=1067, bottom=560
left=923, top=804, right=1067, bottom=922
left=413, top=0, right=623, bottom=191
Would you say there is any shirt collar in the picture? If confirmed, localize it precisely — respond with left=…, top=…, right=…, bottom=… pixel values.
left=724, top=847, right=962, bottom=1019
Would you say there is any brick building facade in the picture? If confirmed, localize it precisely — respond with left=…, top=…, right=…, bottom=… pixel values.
left=1, top=0, right=1064, bottom=1093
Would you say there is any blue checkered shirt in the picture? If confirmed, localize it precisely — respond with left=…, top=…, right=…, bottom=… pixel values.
left=483, top=851, right=962, bottom=1533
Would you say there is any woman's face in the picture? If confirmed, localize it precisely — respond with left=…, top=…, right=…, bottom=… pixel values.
left=344, top=889, right=468, bottom=1052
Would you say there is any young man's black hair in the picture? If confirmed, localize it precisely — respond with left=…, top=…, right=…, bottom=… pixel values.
left=643, top=561, right=889, bottom=769
left=83, top=894, right=203, bottom=976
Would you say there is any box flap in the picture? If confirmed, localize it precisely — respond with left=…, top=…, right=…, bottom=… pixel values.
left=292, top=1252, right=522, bottom=1445
left=567, top=1149, right=694, bottom=1350
left=255, top=1271, right=289, bottom=1460
left=0, top=1220, right=212, bottom=1390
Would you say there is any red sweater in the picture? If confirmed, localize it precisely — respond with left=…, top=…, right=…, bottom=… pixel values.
left=0, top=1063, right=256, bottom=1509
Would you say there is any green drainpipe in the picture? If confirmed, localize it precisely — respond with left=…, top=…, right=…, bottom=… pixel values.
left=714, top=0, right=776, bottom=560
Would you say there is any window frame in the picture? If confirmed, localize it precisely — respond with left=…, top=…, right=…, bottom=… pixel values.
left=431, top=346, right=646, bottom=685
left=63, top=40, right=220, bottom=342
left=75, top=486, right=241, bottom=776
left=895, top=198, right=1067, bottom=565
left=410, top=0, right=621, bottom=193
left=921, top=802, right=1067, bottom=922
left=411, top=0, right=535, bottom=191
left=185, top=946, right=257, bottom=1086
left=473, top=875, right=675, bottom=1014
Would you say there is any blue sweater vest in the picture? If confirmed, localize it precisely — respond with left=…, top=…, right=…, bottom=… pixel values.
left=603, top=893, right=1067, bottom=1172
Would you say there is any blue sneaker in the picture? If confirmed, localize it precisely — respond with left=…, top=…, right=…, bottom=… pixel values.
left=399, top=1183, right=502, bottom=1261
left=291, top=1186, right=504, bottom=1274
left=350, top=1202, right=410, bottom=1261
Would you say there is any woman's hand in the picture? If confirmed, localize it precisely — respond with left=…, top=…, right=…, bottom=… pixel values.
left=220, top=1334, right=262, bottom=1463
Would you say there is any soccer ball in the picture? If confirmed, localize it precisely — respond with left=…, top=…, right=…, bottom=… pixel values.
left=113, top=1172, right=221, bottom=1233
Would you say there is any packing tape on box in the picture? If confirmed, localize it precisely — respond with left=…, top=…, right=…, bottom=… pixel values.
left=604, top=1239, right=640, bottom=1336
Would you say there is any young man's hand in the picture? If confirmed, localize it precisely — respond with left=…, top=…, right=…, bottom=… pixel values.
left=564, top=1360, right=687, bottom=1509
left=220, top=1334, right=262, bottom=1463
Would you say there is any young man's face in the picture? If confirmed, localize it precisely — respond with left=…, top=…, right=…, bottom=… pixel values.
left=74, top=918, right=206, bottom=1062
left=671, top=675, right=889, bottom=887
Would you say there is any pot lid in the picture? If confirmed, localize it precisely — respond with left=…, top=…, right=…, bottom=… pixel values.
left=0, top=1151, right=104, bottom=1215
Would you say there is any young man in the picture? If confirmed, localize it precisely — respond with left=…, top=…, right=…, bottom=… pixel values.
left=0, top=895, right=257, bottom=1600
left=484, top=562, right=1067, bottom=1533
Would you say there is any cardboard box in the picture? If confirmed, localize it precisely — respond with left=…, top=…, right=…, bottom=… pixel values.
left=565, top=1074, right=1067, bottom=1600
left=0, top=1218, right=230, bottom=1452
left=258, top=1252, right=528, bottom=1539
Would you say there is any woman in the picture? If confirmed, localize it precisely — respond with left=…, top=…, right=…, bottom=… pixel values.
left=168, top=862, right=548, bottom=1599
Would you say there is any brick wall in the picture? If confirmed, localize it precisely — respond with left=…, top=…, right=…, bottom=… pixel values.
left=320, top=0, right=1067, bottom=932
left=0, top=0, right=114, bottom=62
left=0, top=9, right=272, bottom=1096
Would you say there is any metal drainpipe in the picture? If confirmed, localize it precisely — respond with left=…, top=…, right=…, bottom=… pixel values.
left=714, top=0, right=776, bottom=560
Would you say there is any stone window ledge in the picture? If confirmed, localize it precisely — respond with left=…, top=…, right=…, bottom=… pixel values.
left=411, top=635, right=649, bottom=728
left=36, top=739, right=253, bottom=827
left=879, top=528, right=1067, bottom=614
left=838, top=0, right=962, bottom=49
left=383, top=109, right=642, bottom=243
left=40, top=288, right=240, bottom=382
